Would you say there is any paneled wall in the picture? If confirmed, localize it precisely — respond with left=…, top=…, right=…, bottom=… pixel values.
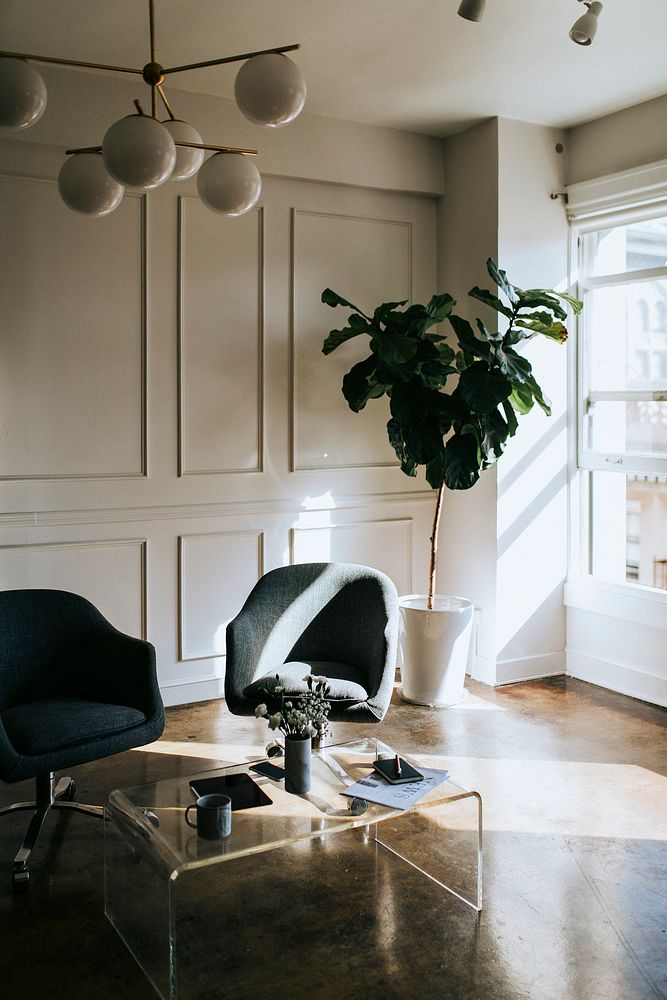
left=0, top=136, right=438, bottom=705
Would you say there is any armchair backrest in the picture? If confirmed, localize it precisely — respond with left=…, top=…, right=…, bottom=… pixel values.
left=228, top=563, right=398, bottom=699
left=0, top=589, right=110, bottom=709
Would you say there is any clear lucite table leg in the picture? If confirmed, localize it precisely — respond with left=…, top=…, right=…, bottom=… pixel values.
left=373, top=790, right=483, bottom=912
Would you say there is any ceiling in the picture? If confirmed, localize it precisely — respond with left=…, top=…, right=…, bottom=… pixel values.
left=2, top=0, right=667, bottom=137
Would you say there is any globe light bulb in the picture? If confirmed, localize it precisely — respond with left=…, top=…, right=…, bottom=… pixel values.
left=102, top=114, right=176, bottom=190
left=197, top=152, right=262, bottom=216
left=58, top=153, right=124, bottom=216
left=0, top=57, right=47, bottom=130
left=161, top=119, right=205, bottom=181
left=235, top=53, right=306, bottom=128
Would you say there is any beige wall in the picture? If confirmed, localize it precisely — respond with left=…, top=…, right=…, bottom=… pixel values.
left=0, top=69, right=442, bottom=705
left=566, top=93, right=667, bottom=185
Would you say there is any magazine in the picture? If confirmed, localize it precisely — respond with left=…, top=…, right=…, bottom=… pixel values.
left=340, top=765, right=450, bottom=811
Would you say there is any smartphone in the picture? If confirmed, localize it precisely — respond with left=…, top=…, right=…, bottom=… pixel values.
left=372, top=757, right=423, bottom=784
left=249, top=761, right=285, bottom=781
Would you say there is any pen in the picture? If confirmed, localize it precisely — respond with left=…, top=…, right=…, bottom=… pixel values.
left=395, top=754, right=402, bottom=776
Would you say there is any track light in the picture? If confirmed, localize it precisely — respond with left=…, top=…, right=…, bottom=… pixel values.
left=457, top=0, right=486, bottom=21
left=569, top=1, right=603, bottom=46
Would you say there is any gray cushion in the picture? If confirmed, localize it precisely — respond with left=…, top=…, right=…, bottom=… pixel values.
left=243, top=660, right=369, bottom=703
left=2, top=697, right=147, bottom=756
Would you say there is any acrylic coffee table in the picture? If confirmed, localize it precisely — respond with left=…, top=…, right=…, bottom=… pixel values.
left=104, top=737, right=482, bottom=1000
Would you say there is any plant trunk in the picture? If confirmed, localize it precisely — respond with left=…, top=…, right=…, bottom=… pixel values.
left=427, top=477, right=445, bottom=610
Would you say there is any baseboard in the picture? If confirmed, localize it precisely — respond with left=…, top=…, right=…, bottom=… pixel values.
left=495, top=651, right=565, bottom=686
left=566, top=648, right=667, bottom=708
left=160, top=675, right=225, bottom=708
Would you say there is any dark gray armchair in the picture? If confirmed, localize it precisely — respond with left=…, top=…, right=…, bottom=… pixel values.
left=225, top=563, right=399, bottom=724
left=0, top=589, right=165, bottom=887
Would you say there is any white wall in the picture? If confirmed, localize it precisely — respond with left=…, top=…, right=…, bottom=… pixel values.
left=438, top=117, right=570, bottom=686
left=0, top=69, right=443, bottom=706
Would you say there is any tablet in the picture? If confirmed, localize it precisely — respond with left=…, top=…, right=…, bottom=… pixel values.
left=189, top=773, right=273, bottom=810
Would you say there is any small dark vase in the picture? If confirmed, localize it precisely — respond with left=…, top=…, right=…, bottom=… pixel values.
left=284, top=734, right=312, bottom=794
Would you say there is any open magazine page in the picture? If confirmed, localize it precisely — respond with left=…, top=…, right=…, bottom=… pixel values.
left=340, top=766, right=449, bottom=811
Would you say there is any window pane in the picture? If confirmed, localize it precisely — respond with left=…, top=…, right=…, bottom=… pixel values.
left=585, top=279, right=667, bottom=392
left=586, top=400, right=667, bottom=456
left=590, top=472, right=667, bottom=590
left=582, top=217, right=667, bottom=277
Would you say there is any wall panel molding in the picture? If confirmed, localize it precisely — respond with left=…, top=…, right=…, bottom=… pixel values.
left=290, top=516, right=413, bottom=595
left=178, top=530, right=264, bottom=661
left=290, top=207, right=412, bottom=472
left=0, top=537, right=147, bottom=638
left=0, top=490, right=434, bottom=528
left=0, top=170, right=148, bottom=482
left=177, top=197, right=264, bottom=476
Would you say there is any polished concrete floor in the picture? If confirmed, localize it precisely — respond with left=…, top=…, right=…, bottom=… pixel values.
left=0, top=677, right=665, bottom=1000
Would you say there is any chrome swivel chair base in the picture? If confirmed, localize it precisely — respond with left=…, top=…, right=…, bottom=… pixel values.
left=0, top=771, right=103, bottom=888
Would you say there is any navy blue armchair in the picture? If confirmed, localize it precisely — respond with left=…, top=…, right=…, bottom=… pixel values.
left=0, top=589, right=165, bottom=887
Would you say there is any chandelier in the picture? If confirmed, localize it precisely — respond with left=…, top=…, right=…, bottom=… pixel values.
left=0, top=0, right=306, bottom=217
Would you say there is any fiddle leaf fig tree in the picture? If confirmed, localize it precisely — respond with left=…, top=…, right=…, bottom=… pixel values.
left=322, top=258, right=582, bottom=609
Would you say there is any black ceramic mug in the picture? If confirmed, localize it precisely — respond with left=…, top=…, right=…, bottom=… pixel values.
left=185, top=793, right=232, bottom=840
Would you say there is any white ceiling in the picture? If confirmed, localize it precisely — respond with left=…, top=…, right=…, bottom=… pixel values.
left=2, top=0, right=667, bottom=137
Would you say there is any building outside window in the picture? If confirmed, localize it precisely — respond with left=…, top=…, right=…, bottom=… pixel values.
left=576, top=213, right=667, bottom=592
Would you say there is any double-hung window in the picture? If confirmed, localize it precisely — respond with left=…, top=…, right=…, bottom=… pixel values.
left=574, top=211, right=667, bottom=592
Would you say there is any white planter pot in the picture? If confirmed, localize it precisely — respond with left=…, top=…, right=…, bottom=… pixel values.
left=398, top=595, right=474, bottom=707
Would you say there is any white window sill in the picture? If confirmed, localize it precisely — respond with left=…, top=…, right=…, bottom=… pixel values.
left=564, top=575, right=667, bottom=632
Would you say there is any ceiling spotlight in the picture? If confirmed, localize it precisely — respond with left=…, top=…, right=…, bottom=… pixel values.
left=569, top=1, right=603, bottom=46
left=457, top=0, right=486, bottom=22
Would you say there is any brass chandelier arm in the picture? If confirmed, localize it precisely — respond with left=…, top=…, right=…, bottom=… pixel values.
left=65, top=142, right=258, bottom=156
left=157, top=83, right=176, bottom=121
left=174, top=141, right=258, bottom=155
left=0, top=49, right=143, bottom=76
left=163, top=42, right=300, bottom=75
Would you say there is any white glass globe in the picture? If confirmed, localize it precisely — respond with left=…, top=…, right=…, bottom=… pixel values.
left=58, top=153, right=124, bottom=217
left=235, top=53, right=306, bottom=128
left=197, top=153, right=261, bottom=216
left=0, top=57, right=47, bottom=130
left=161, top=119, right=205, bottom=181
left=102, top=114, right=176, bottom=190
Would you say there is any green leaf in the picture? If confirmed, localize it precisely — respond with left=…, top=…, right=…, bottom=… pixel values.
left=425, top=451, right=444, bottom=489
left=458, top=361, right=512, bottom=413
left=390, top=381, right=428, bottom=428
left=370, top=331, right=418, bottom=365
left=515, top=316, right=569, bottom=343
left=510, top=383, right=534, bottom=415
left=502, top=398, right=519, bottom=436
left=322, top=325, right=367, bottom=355
left=417, top=359, right=457, bottom=389
left=486, top=259, right=518, bottom=305
left=448, top=314, right=492, bottom=361
left=373, top=300, right=408, bottom=324
left=444, top=434, right=480, bottom=491
left=480, top=409, right=509, bottom=463
left=495, top=345, right=533, bottom=383
left=515, top=289, right=567, bottom=321
left=476, top=317, right=503, bottom=344
left=525, top=374, right=552, bottom=416
left=434, top=341, right=455, bottom=365
left=342, top=356, right=382, bottom=412
left=554, top=290, right=583, bottom=315
left=386, top=418, right=418, bottom=476
left=321, top=288, right=368, bottom=317
left=423, top=293, right=456, bottom=330
left=403, top=415, right=443, bottom=465
left=468, top=286, right=513, bottom=319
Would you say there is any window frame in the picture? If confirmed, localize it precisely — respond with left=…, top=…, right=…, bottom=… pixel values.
left=569, top=197, right=667, bottom=600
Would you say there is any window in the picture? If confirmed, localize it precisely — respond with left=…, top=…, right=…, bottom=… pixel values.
left=576, top=213, right=667, bottom=593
